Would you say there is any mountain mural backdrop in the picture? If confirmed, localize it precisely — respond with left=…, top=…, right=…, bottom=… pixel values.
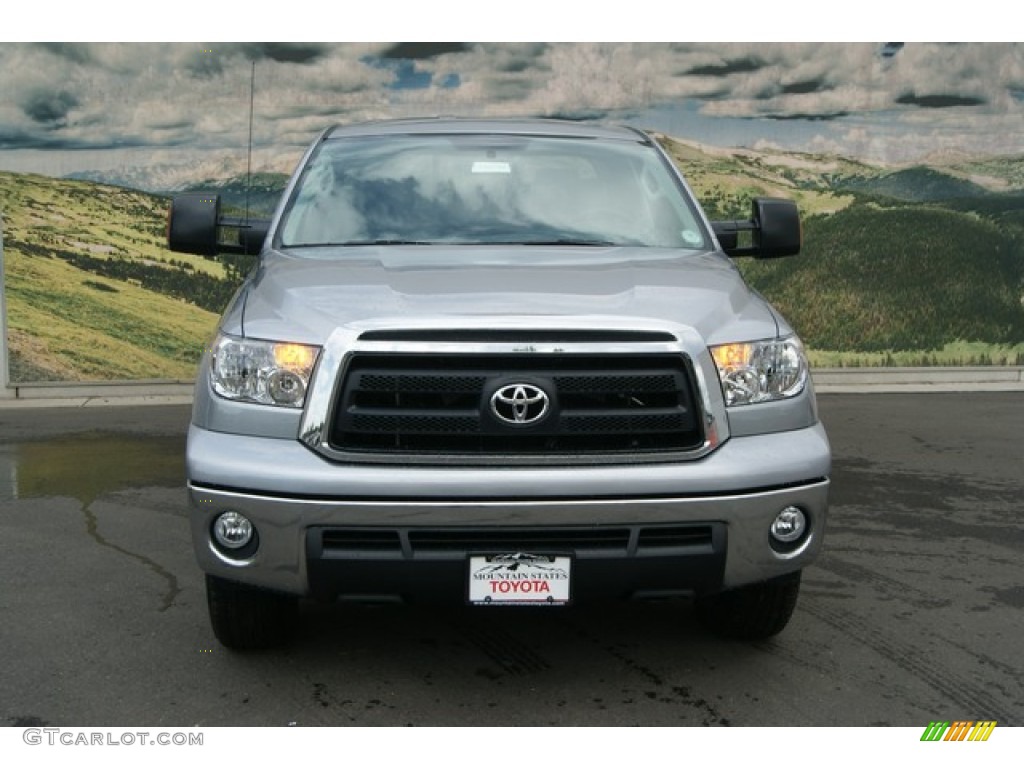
left=1, top=43, right=1022, bottom=381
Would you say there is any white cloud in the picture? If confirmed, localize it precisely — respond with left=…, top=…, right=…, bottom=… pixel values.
left=0, top=42, right=1021, bottom=178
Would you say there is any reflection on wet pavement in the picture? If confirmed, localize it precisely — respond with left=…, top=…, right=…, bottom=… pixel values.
left=0, top=432, right=186, bottom=611
left=0, top=432, right=184, bottom=504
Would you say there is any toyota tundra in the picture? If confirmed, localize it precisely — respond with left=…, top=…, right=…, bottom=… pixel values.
left=167, top=118, right=831, bottom=649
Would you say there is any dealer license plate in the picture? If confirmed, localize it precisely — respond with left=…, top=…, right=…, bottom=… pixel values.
left=468, top=553, right=572, bottom=605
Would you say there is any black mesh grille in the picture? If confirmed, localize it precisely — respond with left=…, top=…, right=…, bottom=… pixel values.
left=408, top=527, right=631, bottom=553
left=350, top=414, right=481, bottom=434
left=554, top=374, right=678, bottom=393
left=321, top=529, right=401, bottom=551
left=359, top=374, right=487, bottom=394
left=329, top=353, right=704, bottom=458
left=318, top=525, right=716, bottom=557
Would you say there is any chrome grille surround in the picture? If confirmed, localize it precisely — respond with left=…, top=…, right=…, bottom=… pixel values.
left=299, top=319, right=727, bottom=466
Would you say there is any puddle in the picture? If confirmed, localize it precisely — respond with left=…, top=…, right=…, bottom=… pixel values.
left=0, top=433, right=186, bottom=612
left=0, top=433, right=184, bottom=504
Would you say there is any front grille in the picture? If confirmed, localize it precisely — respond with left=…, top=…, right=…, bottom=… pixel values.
left=318, top=524, right=716, bottom=558
left=328, top=353, right=704, bottom=457
left=408, top=527, right=630, bottom=553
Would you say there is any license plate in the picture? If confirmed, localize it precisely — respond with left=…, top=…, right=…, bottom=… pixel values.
left=468, top=553, right=572, bottom=605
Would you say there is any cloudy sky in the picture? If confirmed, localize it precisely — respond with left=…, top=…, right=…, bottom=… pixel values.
left=0, top=41, right=1021, bottom=180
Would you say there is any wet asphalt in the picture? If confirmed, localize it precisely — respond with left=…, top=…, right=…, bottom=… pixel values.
left=0, top=394, right=1021, bottom=727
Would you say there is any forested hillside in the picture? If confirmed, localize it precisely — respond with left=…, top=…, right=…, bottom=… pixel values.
left=738, top=201, right=1024, bottom=356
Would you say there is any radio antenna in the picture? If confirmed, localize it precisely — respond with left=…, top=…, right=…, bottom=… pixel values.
left=245, top=60, right=255, bottom=225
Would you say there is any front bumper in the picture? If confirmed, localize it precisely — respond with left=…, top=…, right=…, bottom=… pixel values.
left=187, top=421, right=830, bottom=599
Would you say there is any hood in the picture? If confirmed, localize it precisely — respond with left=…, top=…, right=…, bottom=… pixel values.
left=231, top=245, right=780, bottom=346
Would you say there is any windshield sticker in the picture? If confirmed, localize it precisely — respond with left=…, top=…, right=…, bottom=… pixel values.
left=472, top=161, right=511, bottom=174
left=682, top=229, right=702, bottom=245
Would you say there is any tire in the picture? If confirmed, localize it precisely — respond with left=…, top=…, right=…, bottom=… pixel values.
left=206, top=574, right=298, bottom=650
left=696, top=571, right=802, bottom=640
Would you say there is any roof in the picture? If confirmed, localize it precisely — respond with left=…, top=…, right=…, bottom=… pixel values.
left=323, top=117, right=648, bottom=143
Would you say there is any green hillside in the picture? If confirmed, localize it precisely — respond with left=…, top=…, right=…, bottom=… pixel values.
left=661, top=136, right=1024, bottom=365
left=836, top=167, right=992, bottom=202
left=0, top=172, right=237, bottom=381
left=738, top=201, right=1024, bottom=357
left=943, top=194, right=1024, bottom=234
left=942, top=155, right=1024, bottom=190
left=655, top=133, right=859, bottom=218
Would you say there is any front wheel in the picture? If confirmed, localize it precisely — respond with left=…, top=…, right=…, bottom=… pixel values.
left=206, top=574, right=298, bottom=650
left=696, top=571, right=802, bottom=640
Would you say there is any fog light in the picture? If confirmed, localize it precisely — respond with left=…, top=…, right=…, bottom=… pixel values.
left=213, top=511, right=254, bottom=550
left=771, top=506, right=807, bottom=543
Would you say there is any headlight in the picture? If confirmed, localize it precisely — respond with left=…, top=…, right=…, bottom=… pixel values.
left=209, top=334, right=320, bottom=408
left=710, top=336, right=808, bottom=407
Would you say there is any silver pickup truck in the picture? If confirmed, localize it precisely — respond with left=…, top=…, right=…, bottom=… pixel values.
left=168, top=118, right=830, bottom=649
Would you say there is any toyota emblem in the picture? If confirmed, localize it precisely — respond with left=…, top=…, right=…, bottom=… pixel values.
left=490, top=384, right=550, bottom=425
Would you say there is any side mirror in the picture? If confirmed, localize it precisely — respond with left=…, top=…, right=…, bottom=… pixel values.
left=752, top=198, right=801, bottom=259
left=712, top=197, right=802, bottom=259
left=167, top=192, right=219, bottom=256
left=167, top=192, right=269, bottom=256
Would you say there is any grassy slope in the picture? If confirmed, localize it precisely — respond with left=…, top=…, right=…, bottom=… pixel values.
left=1, top=172, right=223, bottom=381
left=656, top=134, right=860, bottom=218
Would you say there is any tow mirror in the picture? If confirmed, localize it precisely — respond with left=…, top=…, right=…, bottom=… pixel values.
left=712, top=198, right=801, bottom=259
left=167, top=192, right=269, bottom=256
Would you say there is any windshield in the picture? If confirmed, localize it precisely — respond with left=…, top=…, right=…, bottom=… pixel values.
left=277, top=133, right=710, bottom=250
